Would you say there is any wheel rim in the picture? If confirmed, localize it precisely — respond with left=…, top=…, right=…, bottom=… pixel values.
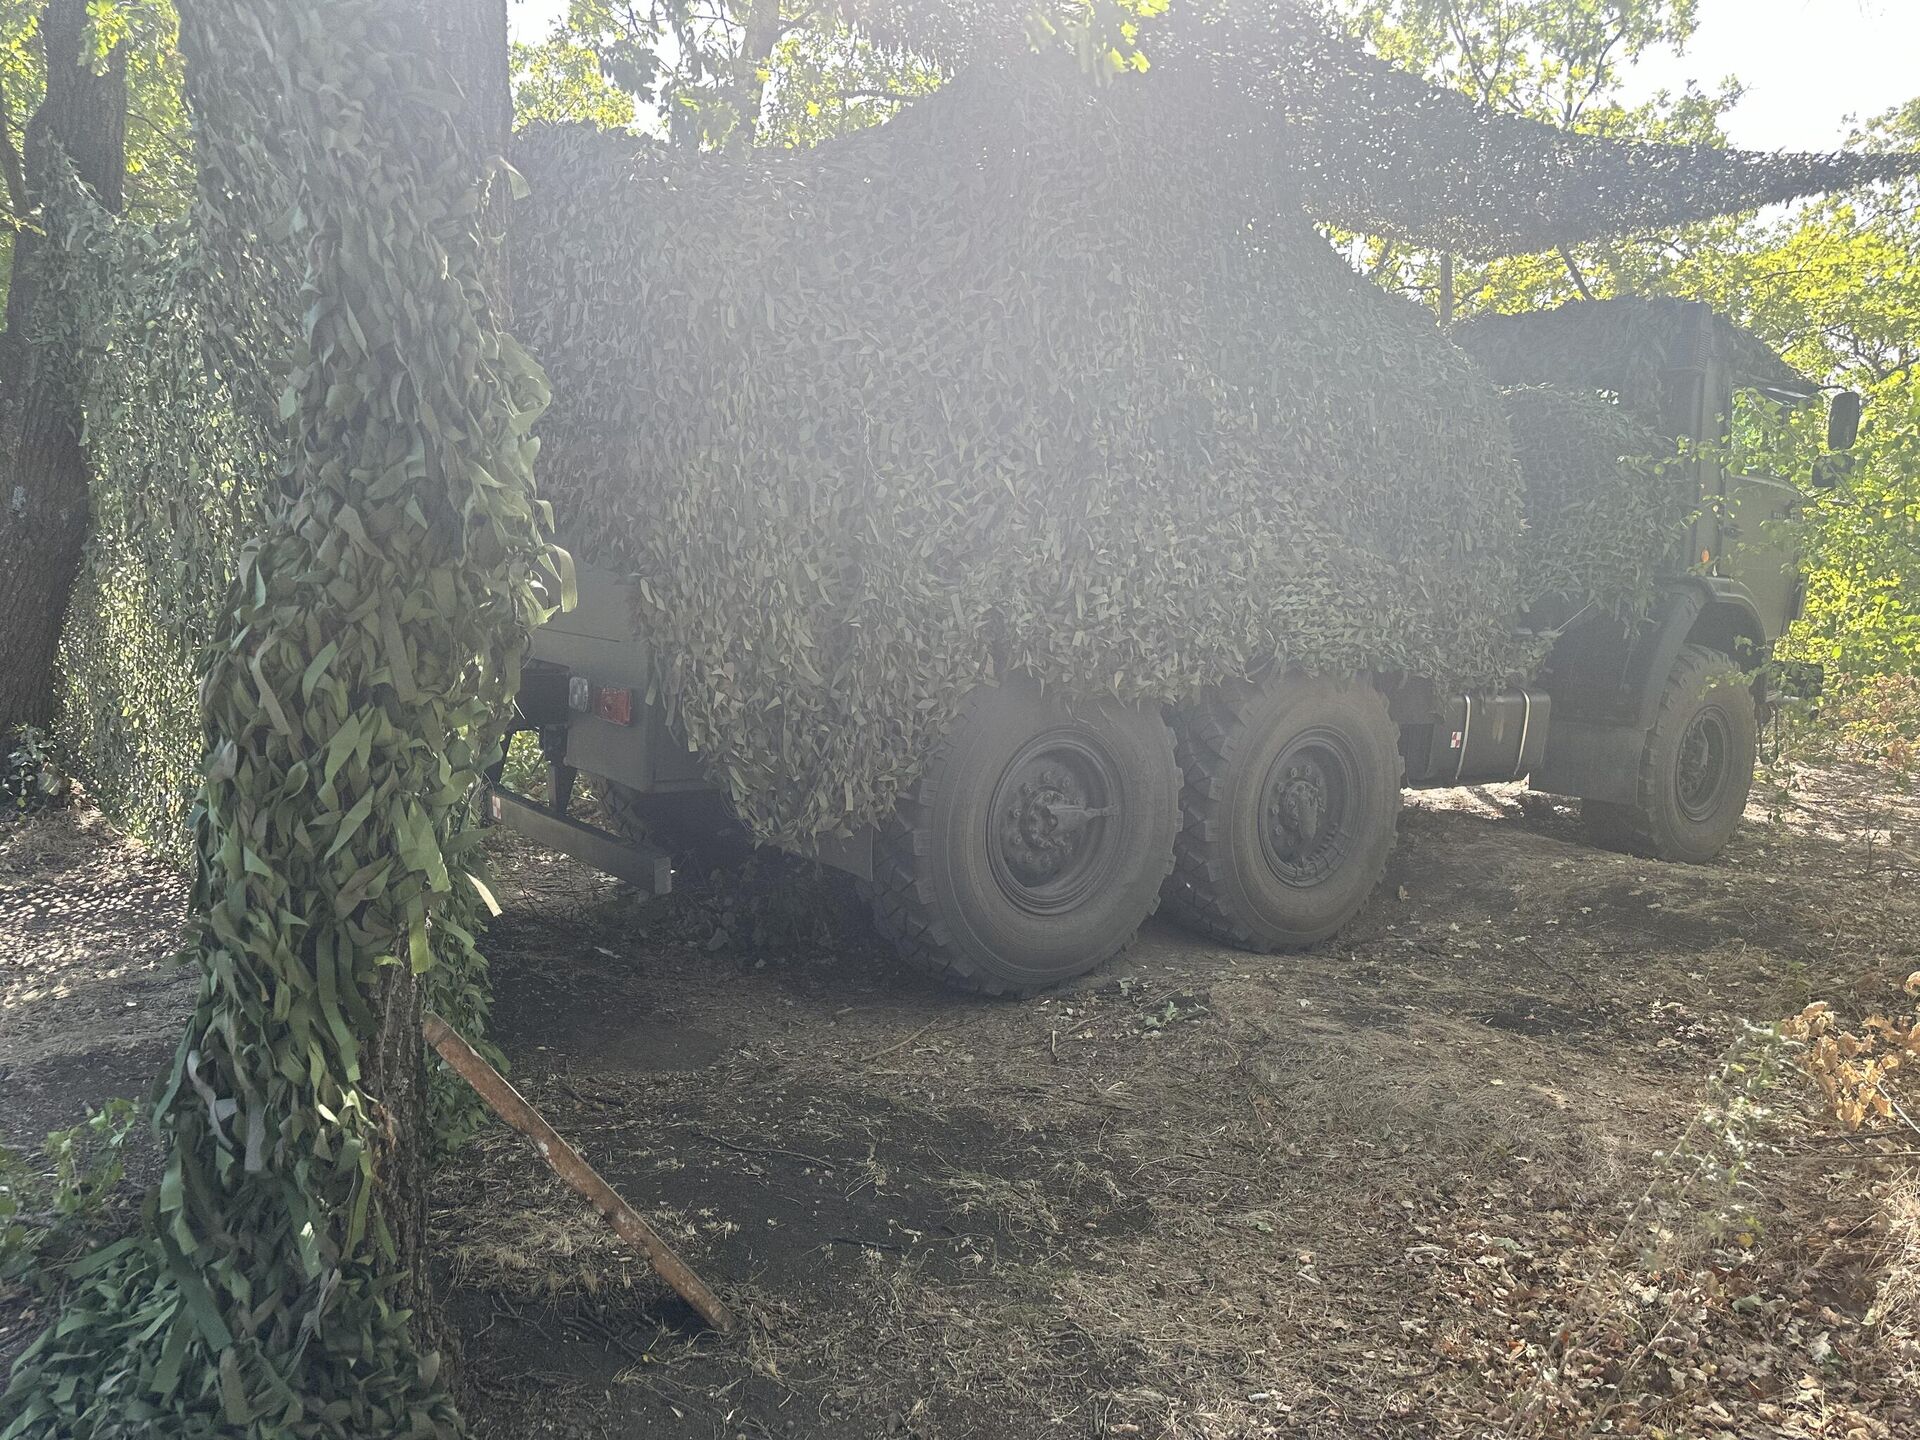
left=1257, top=726, right=1360, bottom=888
left=1674, top=705, right=1734, bottom=822
left=987, top=730, right=1124, bottom=916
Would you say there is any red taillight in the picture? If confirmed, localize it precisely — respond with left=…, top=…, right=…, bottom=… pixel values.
left=592, top=686, right=634, bottom=726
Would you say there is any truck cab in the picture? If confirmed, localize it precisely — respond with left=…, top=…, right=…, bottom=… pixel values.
left=1456, top=296, right=1855, bottom=654
left=1436, top=298, right=1860, bottom=857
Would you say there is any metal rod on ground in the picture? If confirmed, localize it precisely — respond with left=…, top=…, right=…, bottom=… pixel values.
left=421, top=1010, right=737, bottom=1335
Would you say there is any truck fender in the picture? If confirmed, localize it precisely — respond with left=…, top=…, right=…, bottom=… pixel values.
left=1624, top=578, right=1767, bottom=729
left=1532, top=579, right=1768, bottom=806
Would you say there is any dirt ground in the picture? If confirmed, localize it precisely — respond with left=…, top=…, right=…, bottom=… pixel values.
left=4, top=764, right=1919, bottom=1438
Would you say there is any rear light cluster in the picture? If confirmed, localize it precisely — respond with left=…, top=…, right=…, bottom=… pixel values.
left=568, top=675, right=635, bottom=727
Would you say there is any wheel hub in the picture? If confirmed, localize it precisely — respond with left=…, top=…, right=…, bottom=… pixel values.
left=1269, top=770, right=1326, bottom=846
left=1675, top=706, right=1732, bottom=822
left=1257, top=732, right=1357, bottom=887
left=989, top=738, right=1122, bottom=915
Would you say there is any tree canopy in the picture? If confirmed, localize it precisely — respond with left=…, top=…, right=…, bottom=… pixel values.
left=510, top=0, right=945, bottom=149
left=0, top=0, right=188, bottom=290
left=1330, top=0, right=1920, bottom=682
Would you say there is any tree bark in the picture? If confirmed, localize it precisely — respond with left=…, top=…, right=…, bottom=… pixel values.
left=0, top=0, right=126, bottom=738
left=729, top=0, right=785, bottom=152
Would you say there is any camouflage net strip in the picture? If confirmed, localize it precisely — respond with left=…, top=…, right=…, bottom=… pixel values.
left=1178, top=2, right=1920, bottom=256
left=2, top=0, right=553, bottom=1433
left=842, top=1, right=1920, bottom=253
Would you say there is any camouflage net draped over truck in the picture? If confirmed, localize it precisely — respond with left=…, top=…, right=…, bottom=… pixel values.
left=513, top=71, right=1531, bottom=847
left=521, top=0, right=1864, bottom=848
left=1500, top=387, right=1688, bottom=626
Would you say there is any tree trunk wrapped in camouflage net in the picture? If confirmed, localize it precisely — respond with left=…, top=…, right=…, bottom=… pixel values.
left=3, top=0, right=552, bottom=1431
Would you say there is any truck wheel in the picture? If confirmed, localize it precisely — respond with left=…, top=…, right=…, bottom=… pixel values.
left=867, top=678, right=1178, bottom=995
left=603, top=782, right=754, bottom=875
left=1164, top=677, right=1400, bottom=951
left=1584, top=644, right=1757, bottom=864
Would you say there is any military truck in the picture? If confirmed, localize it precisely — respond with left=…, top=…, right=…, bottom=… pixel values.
left=493, top=294, right=1859, bottom=992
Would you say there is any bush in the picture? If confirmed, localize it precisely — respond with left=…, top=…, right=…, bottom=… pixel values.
left=2, top=726, right=70, bottom=818
left=0, top=1101, right=138, bottom=1284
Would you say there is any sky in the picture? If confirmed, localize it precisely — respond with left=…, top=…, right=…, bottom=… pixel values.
left=507, top=0, right=1920, bottom=152
left=1625, top=0, right=1920, bottom=149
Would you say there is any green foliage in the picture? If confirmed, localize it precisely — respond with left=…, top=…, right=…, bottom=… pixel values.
left=1, top=0, right=43, bottom=288
left=1, top=723, right=67, bottom=814
left=1023, top=0, right=1165, bottom=79
left=508, top=33, right=636, bottom=131
left=1338, top=0, right=1703, bottom=127
left=753, top=24, right=942, bottom=149
left=0, top=0, right=556, bottom=1432
left=0, top=1, right=192, bottom=290
left=1751, top=110, right=1920, bottom=682
left=509, top=0, right=976, bottom=148
left=0, top=1101, right=136, bottom=1284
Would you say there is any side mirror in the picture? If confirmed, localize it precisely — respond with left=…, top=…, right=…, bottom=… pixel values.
left=1828, top=390, right=1863, bottom=452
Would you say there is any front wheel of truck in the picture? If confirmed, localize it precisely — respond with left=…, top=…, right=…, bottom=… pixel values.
left=1163, top=677, right=1401, bottom=952
left=1583, top=644, right=1757, bottom=864
left=866, top=677, right=1179, bottom=995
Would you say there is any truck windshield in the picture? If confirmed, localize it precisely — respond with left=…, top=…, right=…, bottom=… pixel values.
left=1729, top=386, right=1799, bottom=483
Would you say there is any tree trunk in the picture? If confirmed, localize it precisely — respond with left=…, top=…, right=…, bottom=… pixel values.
left=415, top=0, right=514, bottom=309
left=729, top=0, right=785, bottom=152
left=3, top=5, right=542, bottom=1426
left=0, top=0, right=126, bottom=738
left=359, top=0, right=513, bottom=1374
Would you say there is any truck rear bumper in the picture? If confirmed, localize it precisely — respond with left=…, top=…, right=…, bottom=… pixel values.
left=488, top=786, right=674, bottom=897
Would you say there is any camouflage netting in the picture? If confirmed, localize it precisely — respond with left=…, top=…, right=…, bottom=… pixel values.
left=1174, top=6, right=1920, bottom=256
left=840, top=1, right=1920, bottom=253
left=1498, top=387, right=1687, bottom=626
left=48, top=0, right=1920, bottom=856
left=513, top=74, right=1530, bottom=847
left=513, top=0, right=1919, bottom=847
left=1457, top=296, right=1822, bottom=417
left=44, top=199, right=285, bottom=861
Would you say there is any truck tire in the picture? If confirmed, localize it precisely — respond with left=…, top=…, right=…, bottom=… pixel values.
left=603, top=782, right=754, bottom=875
left=1583, top=644, right=1757, bottom=864
left=1164, top=677, right=1400, bottom=951
left=867, top=678, right=1179, bottom=995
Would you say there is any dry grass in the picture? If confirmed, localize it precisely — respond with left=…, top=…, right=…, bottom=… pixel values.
left=1871, top=1177, right=1920, bottom=1392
